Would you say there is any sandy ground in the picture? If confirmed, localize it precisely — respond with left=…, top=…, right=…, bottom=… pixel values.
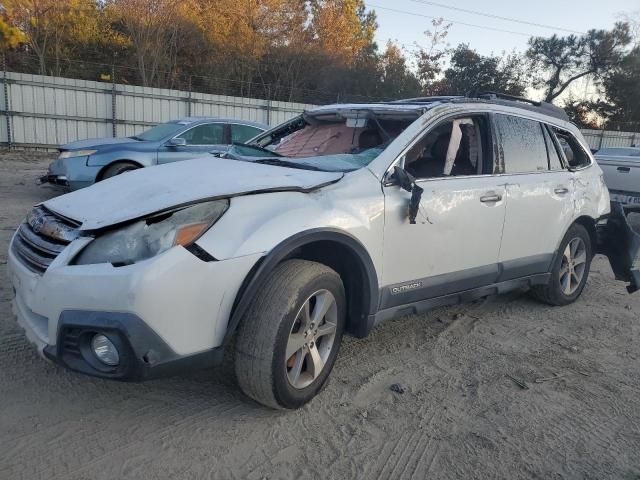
left=1, top=150, right=640, bottom=480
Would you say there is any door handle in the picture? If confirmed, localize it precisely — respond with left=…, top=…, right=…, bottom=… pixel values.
left=617, top=166, right=630, bottom=173
left=554, top=187, right=569, bottom=195
left=480, top=193, right=502, bottom=203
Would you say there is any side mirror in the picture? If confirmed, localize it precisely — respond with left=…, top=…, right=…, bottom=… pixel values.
left=393, top=165, right=416, bottom=192
left=168, top=137, right=187, bottom=147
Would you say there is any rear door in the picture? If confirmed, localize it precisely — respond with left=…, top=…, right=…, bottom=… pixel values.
left=495, top=114, right=574, bottom=279
left=157, top=122, right=227, bottom=164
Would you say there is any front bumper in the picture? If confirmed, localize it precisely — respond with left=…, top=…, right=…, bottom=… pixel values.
left=597, top=202, right=640, bottom=293
left=38, top=173, right=69, bottom=187
left=8, top=235, right=261, bottom=380
left=39, top=156, right=100, bottom=191
left=41, top=310, right=225, bottom=381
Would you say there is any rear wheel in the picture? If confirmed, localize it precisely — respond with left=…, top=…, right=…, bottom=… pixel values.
left=532, top=223, right=592, bottom=306
left=101, top=161, right=140, bottom=180
left=235, top=260, right=345, bottom=409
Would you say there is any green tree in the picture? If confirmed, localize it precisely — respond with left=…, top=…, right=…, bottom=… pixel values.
left=378, top=40, right=420, bottom=98
left=596, top=46, right=640, bottom=130
left=562, top=96, right=600, bottom=129
left=527, top=23, right=631, bottom=103
left=413, top=18, right=451, bottom=94
left=433, top=44, right=529, bottom=96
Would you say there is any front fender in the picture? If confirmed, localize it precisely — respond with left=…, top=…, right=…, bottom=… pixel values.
left=87, top=151, right=155, bottom=167
left=197, top=169, right=385, bottom=265
left=222, top=227, right=380, bottom=342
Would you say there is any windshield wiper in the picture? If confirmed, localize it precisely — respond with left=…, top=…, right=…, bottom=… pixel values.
left=130, top=136, right=142, bottom=141
left=253, top=158, right=325, bottom=171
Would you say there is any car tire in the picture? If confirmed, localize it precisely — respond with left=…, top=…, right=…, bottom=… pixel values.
left=235, top=259, right=346, bottom=409
left=531, top=223, right=592, bottom=306
left=101, top=161, right=140, bottom=180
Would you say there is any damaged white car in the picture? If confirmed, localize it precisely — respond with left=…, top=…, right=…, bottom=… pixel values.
left=8, top=93, right=640, bottom=409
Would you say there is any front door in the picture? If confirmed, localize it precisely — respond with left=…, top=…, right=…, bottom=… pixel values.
left=157, top=122, right=227, bottom=164
left=380, top=114, right=507, bottom=310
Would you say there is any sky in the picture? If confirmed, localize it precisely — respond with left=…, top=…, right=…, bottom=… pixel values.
left=371, top=0, right=638, bottom=56
left=369, top=0, right=638, bottom=100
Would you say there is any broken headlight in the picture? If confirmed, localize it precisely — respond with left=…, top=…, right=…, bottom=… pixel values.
left=74, top=200, right=229, bottom=266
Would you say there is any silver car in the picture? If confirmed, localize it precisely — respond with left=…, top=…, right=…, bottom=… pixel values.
left=40, top=117, right=268, bottom=190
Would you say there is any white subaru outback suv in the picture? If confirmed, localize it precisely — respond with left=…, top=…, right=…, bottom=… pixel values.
left=8, top=93, right=640, bottom=409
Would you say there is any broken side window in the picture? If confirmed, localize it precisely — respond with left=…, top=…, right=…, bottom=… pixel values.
left=550, top=128, right=592, bottom=169
left=404, top=116, right=488, bottom=179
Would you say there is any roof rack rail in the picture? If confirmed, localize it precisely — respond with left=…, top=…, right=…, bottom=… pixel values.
left=475, top=91, right=541, bottom=106
left=385, top=92, right=570, bottom=122
left=473, top=91, right=569, bottom=122
left=389, top=96, right=463, bottom=104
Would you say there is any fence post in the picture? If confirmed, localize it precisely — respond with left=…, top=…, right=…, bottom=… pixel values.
left=265, top=86, right=272, bottom=126
left=598, top=127, right=605, bottom=150
left=111, top=64, right=117, bottom=137
left=2, top=55, right=12, bottom=149
left=187, top=75, right=192, bottom=117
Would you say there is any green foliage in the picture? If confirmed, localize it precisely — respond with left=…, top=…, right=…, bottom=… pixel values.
left=527, top=23, right=631, bottom=103
left=432, top=44, right=529, bottom=96
left=595, top=46, right=640, bottom=130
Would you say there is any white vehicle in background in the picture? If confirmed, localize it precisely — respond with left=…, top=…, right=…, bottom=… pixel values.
left=7, top=93, right=640, bottom=409
left=595, top=147, right=640, bottom=210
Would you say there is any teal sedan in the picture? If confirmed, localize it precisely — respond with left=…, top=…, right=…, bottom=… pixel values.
left=40, top=117, right=268, bottom=190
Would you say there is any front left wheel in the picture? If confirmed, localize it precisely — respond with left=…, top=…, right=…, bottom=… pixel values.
left=101, top=161, right=140, bottom=180
left=235, top=260, right=346, bottom=409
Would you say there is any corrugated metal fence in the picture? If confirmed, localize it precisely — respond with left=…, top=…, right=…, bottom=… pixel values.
left=0, top=71, right=314, bottom=149
left=581, top=129, right=640, bottom=151
left=1, top=70, right=639, bottom=151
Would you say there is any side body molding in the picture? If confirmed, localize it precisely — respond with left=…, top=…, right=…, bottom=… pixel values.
left=225, top=228, right=380, bottom=342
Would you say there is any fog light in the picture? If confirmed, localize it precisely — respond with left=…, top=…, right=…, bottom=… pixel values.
left=91, top=334, right=119, bottom=366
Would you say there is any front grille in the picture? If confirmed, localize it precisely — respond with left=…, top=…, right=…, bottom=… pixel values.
left=11, top=205, right=80, bottom=274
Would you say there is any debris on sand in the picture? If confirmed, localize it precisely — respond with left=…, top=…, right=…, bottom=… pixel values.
left=506, top=374, right=529, bottom=390
left=390, top=383, right=408, bottom=394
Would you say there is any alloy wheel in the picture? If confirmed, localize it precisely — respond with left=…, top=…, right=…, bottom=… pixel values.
left=285, top=289, right=338, bottom=389
left=560, top=237, right=587, bottom=295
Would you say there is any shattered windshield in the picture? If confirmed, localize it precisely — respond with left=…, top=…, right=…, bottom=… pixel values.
left=238, top=111, right=419, bottom=172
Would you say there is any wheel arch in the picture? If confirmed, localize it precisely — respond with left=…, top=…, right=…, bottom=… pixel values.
left=96, top=160, right=144, bottom=181
left=553, top=215, right=597, bottom=255
left=225, top=228, right=379, bottom=342
left=574, top=215, right=597, bottom=252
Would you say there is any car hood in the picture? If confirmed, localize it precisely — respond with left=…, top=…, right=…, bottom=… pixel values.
left=43, top=157, right=344, bottom=230
left=60, top=137, right=140, bottom=150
